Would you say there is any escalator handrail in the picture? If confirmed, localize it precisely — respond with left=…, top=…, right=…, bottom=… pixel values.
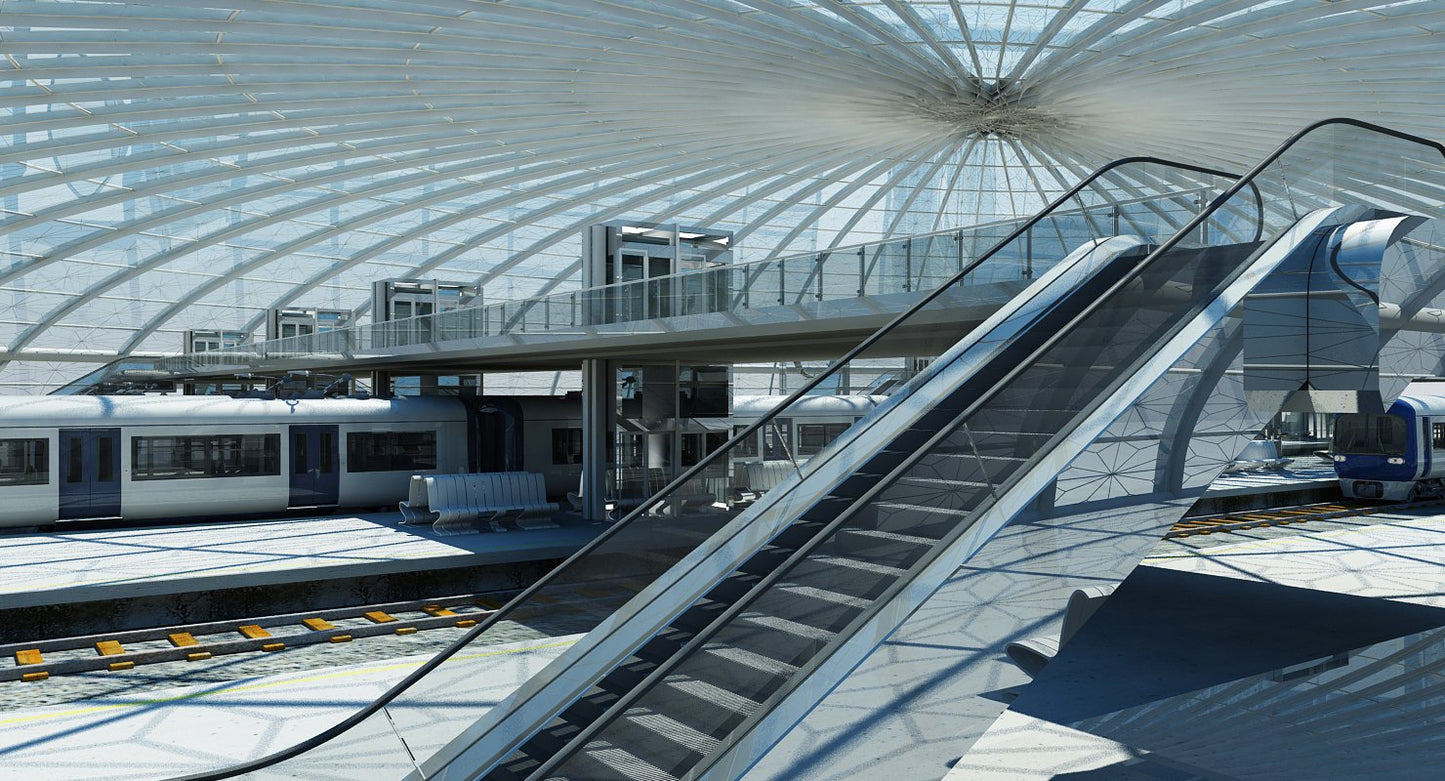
left=169, top=156, right=1254, bottom=781
left=677, top=118, right=1445, bottom=778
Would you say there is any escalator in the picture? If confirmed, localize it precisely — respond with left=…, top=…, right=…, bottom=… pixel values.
left=481, top=239, right=1280, bottom=781
left=447, top=121, right=1443, bottom=781
left=174, top=120, right=1445, bottom=781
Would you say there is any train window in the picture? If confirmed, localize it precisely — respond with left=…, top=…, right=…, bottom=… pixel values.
left=797, top=423, right=852, bottom=456
left=294, top=434, right=308, bottom=474
left=763, top=418, right=794, bottom=460
left=132, top=434, right=281, bottom=480
left=97, top=436, right=115, bottom=483
left=0, top=438, right=48, bottom=486
left=66, top=438, right=83, bottom=483
left=552, top=428, right=583, bottom=465
left=1332, top=414, right=1408, bottom=455
left=733, top=426, right=758, bottom=458
left=346, top=431, right=437, bottom=472
left=680, top=432, right=728, bottom=467
left=1433, top=422, right=1445, bottom=450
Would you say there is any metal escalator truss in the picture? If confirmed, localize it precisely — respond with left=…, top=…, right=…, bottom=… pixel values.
left=166, top=121, right=1445, bottom=781
left=434, top=235, right=1158, bottom=780
left=513, top=211, right=1355, bottom=781
left=459, top=121, right=1445, bottom=781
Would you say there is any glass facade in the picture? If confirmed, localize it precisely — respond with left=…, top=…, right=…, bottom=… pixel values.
left=0, top=2, right=1436, bottom=393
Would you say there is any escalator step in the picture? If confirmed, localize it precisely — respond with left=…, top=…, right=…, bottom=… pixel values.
left=616, top=708, right=721, bottom=760
left=662, top=675, right=762, bottom=717
left=839, top=527, right=939, bottom=549
left=562, top=742, right=678, bottom=781
left=558, top=689, right=620, bottom=726
left=770, top=519, right=827, bottom=549
left=804, top=553, right=907, bottom=579
left=671, top=599, right=726, bottom=634
left=706, top=573, right=761, bottom=605
left=701, top=642, right=800, bottom=678
left=737, top=611, right=837, bottom=642
left=595, top=659, right=656, bottom=694
left=772, top=581, right=871, bottom=610
left=519, top=721, right=581, bottom=761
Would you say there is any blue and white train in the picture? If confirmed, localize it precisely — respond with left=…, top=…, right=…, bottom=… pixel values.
left=1334, top=381, right=1445, bottom=500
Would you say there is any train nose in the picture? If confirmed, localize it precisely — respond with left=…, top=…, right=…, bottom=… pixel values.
left=1352, top=480, right=1384, bottom=499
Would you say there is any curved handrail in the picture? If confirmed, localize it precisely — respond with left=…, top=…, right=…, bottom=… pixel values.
left=508, top=116, right=1445, bottom=780
left=169, top=154, right=1254, bottom=780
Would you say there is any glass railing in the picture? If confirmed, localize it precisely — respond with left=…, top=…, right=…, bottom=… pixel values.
left=168, top=155, right=1249, bottom=780
left=154, top=188, right=1232, bottom=377
left=544, top=122, right=1445, bottom=781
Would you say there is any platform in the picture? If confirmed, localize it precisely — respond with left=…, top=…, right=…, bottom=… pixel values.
left=8, top=511, right=1440, bottom=781
left=0, top=634, right=580, bottom=781
left=1196, top=454, right=1338, bottom=498
left=0, top=458, right=1340, bottom=619
left=0, top=514, right=602, bottom=611
left=948, top=510, right=1445, bottom=780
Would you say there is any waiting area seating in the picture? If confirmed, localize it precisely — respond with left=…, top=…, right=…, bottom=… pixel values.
left=734, top=459, right=802, bottom=504
left=399, top=472, right=560, bottom=534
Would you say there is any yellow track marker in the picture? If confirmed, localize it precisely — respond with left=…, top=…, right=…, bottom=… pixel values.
left=14, top=649, right=42, bottom=666
left=238, top=625, right=271, bottom=639
left=186, top=652, right=212, bottom=661
left=168, top=633, right=199, bottom=648
left=394, top=627, right=418, bottom=636
left=303, top=618, right=336, bottom=631
left=455, top=619, right=478, bottom=628
left=108, top=661, right=134, bottom=671
left=363, top=611, right=396, bottom=624
left=21, top=672, right=48, bottom=682
left=262, top=643, right=285, bottom=652
left=95, top=640, right=124, bottom=656
left=328, top=635, right=353, bottom=644
left=422, top=605, right=457, bottom=617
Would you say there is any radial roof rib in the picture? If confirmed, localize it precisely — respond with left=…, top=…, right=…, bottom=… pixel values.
left=0, top=1, right=1441, bottom=392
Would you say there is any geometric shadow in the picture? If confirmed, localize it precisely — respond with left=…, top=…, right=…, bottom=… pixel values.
left=1011, top=565, right=1445, bottom=724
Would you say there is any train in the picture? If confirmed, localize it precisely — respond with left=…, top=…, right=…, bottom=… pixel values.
left=0, top=392, right=883, bottom=528
left=1334, top=381, right=1445, bottom=500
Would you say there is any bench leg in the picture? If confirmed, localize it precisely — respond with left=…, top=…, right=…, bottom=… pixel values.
left=485, top=510, right=510, bottom=533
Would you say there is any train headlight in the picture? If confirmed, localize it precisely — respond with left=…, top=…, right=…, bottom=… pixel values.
left=1388, top=457, right=1405, bottom=465
left=1333, top=455, right=1346, bottom=462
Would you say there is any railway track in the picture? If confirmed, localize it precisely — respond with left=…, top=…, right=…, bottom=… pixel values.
left=2, top=591, right=511, bottom=683
left=1166, top=497, right=1445, bottom=539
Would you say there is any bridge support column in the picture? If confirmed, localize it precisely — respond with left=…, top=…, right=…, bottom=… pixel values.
left=581, top=358, right=614, bottom=522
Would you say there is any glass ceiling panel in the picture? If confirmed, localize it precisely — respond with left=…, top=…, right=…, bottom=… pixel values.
left=0, top=0, right=1439, bottom=393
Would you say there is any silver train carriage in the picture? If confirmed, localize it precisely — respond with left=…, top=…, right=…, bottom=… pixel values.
left=1334, top=382, right=1445, bottom=501
left=0, top=392, right=887, bottom=527
left=0, top=395, right=481, bottom=527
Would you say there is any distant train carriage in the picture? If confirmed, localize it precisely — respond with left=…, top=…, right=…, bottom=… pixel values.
left=0, top=395, right=470, bottom=527
left=1334, top=381, right=1445, bottom=500
left=729, top=394, right=888, bottom=464
left=0, top=391, right=892, bottom=528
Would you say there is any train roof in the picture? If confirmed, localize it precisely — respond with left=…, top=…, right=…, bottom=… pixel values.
left=0, top=394, right=466, bottom=428
left=732, top=394, right=888, bottom=416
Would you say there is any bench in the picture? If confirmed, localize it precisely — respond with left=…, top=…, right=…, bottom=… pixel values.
left=398, top=472, right=560, bottom=534
left=1222, top=439, right=1294, bottom=473
left=734, top=459, right=802, bottom=504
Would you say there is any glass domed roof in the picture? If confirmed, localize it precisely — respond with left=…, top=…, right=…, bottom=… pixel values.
left=1, top=0, right=1441, bottom=392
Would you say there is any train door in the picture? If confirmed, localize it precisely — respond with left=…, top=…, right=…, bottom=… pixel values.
left=58, top=428, right=121, bottom=519
left=289, top=425, right=339, bottom=507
